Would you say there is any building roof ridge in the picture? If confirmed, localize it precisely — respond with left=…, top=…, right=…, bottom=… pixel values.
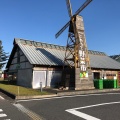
left=14, top=38, right=106, bottom=56
left=14, top=38, right=66, bottom=50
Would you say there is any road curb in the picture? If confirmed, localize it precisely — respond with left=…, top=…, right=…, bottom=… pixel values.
left=15, top=88, right=120, bottom=100
left=15, top=94, right=57, bottom=100
left=0, top=88, right=16, bottom=99
left=1, top=88, right=120, bottom=100
left=57, top=88, right=120, bottom=96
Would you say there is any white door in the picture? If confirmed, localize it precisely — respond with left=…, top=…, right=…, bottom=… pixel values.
left=47, top=71, right=62, bottom=87
left=33, top=71, right=46, bottom=89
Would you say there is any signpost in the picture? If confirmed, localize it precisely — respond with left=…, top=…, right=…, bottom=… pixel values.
left=40, top=82, right=42, bottom=92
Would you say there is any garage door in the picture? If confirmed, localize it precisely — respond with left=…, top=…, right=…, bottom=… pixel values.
left=33, top=71, right=46, bottom=89
left=47, top=71, right=62, bottom=87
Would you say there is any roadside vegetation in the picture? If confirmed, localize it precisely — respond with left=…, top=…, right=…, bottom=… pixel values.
left=0, top=40, right=9, bottom=69
left=0, top=80, right=52, bottom=96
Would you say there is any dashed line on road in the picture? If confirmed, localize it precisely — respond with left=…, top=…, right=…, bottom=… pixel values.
left=66, top=101, right=120, bottom=120
left=0, top=109, right=11, bottom=119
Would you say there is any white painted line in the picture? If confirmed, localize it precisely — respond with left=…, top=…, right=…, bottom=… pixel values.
left=0, top=96, right=4, bottom=100
left=71, top=101, right=120, bottom=110
left=107, top=93, right=120, bottom=95
left=17, top=93, right=120, bottom=102
left=66, top=109, right=100, bottom=120
left=0, top=109, right=3, bottom=112
left=66, top=101, right=120, bottom=120
left=0, top=113, right=7, bottom=117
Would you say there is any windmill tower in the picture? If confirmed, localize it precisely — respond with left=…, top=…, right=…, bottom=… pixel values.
left=55, top=0, right=94, bottom=90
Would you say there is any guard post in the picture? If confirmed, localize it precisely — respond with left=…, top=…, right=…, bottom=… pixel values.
left=40, top=82, right=42, bottom=92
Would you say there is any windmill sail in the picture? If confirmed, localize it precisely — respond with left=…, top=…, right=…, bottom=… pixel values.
left=75, top=0, right=92, bottom=15
left=66, top=0, right=73, bottom=18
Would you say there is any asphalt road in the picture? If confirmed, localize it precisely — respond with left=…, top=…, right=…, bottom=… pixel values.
left=18, top=91, right=120, bottom=120
left=0, top=96, right=30, bottom=120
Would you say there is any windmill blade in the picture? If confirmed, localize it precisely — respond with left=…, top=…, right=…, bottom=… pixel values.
left=75, top=0, right=92, bottom=15
left=66, top=0, right=73, bottom=18
left=55, top=21, right=70, bottom=38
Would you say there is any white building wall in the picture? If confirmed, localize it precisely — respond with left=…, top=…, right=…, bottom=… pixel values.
left=32, top=69, right=62, bottom=89
left=32, top=71, right=46, bottom=89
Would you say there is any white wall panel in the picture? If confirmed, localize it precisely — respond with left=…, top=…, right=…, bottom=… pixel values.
left=33, top=71, right=46, bottom=89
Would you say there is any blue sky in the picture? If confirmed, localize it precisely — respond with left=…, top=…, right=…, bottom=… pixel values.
left=0, top=0, right=120, bottom=57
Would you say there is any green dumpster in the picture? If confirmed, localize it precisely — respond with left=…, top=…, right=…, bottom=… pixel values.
left=113, top=80, right=117, bottom=88
left=99, top=79, right=103, bottom=89
left=94, top=79, right=103, bottom=89
left=103, top=79, right=117, bottom=88
left=103, top=80, right=107, bottom=88
left=108, top=80, right=112, bottom=88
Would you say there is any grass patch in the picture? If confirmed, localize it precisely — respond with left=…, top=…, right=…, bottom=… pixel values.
left=0, top=80, right=52, bottom=96
left=0, top=78, right=4, bottom=81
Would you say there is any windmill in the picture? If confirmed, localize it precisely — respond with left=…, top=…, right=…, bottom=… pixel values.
left=55, top=0, right=94, bottom=90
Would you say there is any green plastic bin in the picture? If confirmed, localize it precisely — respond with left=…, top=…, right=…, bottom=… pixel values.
left=98, top=79, right=103, bottom=89
left=94, top=79, right=103, bottom=89
left=113, top=80, right=117, bottom=88
left=103, top=79, right=117, bottom=88
left=103, top=80, right=107, bottom=88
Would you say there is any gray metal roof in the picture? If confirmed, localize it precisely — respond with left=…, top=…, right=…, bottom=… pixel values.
left=90, top=54, right=120, bottom=69
left=14, top=38, right=120, bottom=70
left=110, top=55, right=120, bottom=62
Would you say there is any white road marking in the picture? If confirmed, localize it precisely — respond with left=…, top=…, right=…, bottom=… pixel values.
left=0, top=96, right=4, bottom=100
left=0, top=109, right=10, bottom=119
left=66, top=109, right=100, bottom=120
left=17, top=92, right=120, bottom=102
left=0, top=113, right=7, bottom=117
left=66, top=101, right=120, bottom=120
left=71, top=101, right=120, bottom=110
left=0, top=109, right=3, bottom=112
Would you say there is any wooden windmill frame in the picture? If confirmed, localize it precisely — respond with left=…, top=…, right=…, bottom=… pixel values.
left=55, top=0, right=94, bottom=90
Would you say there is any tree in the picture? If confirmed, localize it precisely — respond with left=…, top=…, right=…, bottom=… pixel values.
left=0, top=40, right=9, bottom=69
